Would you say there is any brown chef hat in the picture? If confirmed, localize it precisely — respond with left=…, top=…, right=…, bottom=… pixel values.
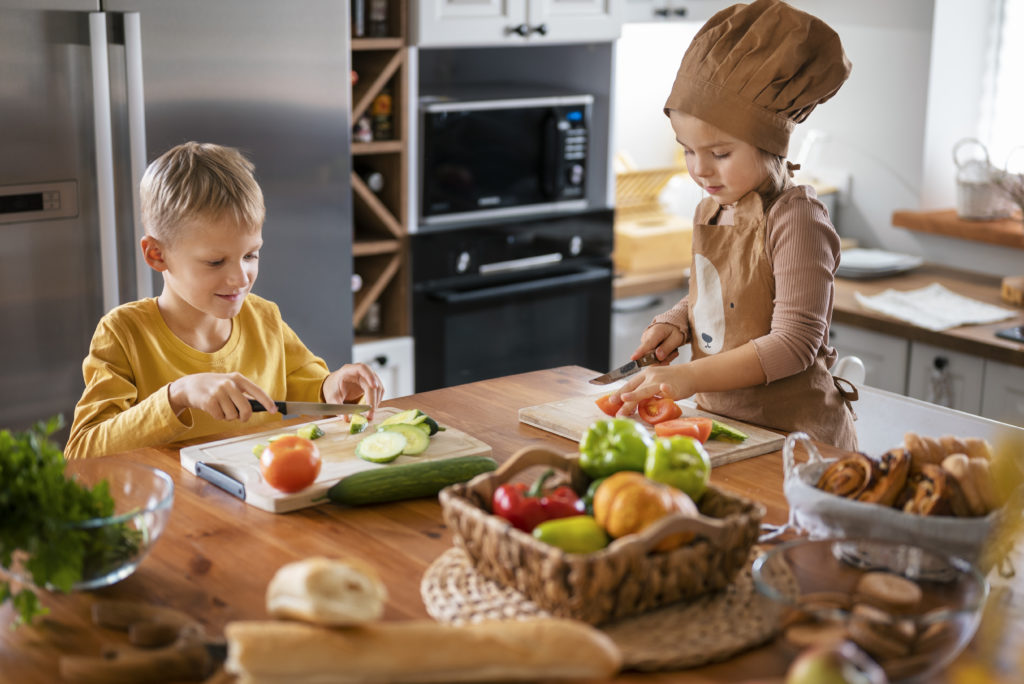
left=664, top=0, right=851, bottom=157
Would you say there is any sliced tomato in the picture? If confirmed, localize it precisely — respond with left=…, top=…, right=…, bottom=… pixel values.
left=637, top=396, right=683, bottom=425
left=654, top=416, right=714, bottom=443
left=595, top=393, right=624, bottom=417
left=260, top=435, right=322, bottom=493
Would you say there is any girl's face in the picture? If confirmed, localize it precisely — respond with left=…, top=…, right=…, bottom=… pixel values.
left=669, top=111, right=770, bottom=207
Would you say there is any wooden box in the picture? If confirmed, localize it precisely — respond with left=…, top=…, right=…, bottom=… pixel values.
left=614, top=213, right=693, bottom=274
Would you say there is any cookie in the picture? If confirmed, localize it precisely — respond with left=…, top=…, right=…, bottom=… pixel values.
left=855, top=571, right=923, bottom=612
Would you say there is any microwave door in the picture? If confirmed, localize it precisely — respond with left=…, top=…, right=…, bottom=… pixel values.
left=541, top=109, right=562, bottom=200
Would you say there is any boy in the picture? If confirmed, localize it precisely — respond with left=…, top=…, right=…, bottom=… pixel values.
left=66, top=142, right=383, bottom=459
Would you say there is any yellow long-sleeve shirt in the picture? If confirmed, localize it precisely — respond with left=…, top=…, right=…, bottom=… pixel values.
left=66, top=295, right=329, bottom=459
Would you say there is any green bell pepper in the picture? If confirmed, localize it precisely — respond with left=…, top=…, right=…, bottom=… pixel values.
left=644, top=435, right=712, bottom=502
left=578, top=418, right=653, bottom=479
left=532, top=515, right=609, bottom=554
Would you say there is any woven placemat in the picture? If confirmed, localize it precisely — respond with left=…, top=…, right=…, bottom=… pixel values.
left=421, top=546, right=796, bottom=672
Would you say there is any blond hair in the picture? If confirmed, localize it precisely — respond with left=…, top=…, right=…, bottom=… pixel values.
left=140, top=142, right=265, bottom=245
left=759, top=151, right=793, bottom=203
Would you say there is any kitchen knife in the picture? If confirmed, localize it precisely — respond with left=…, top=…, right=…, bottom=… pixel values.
left=248, top=399, right=370, bottom=415
left=588, top=350, right=661, bottom=385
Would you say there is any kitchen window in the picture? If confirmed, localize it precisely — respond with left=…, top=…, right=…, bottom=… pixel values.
left=979, top=0, right=1024, bottom=166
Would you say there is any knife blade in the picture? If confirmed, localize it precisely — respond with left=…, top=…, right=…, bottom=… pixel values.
left=248, top=399, right=370, bottom=415
left=588, top=350, right=661, bottom=385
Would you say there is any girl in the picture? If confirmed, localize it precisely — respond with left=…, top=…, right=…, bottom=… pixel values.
left=611, top=0, right=859, bottom=450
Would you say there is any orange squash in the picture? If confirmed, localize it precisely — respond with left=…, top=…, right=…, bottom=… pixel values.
left=591, top=471, right=698, bottom=551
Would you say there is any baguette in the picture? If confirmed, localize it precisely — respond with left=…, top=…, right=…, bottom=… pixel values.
left=225, top=618, right=622, bottom=684
left=266, top=557, right=387, bottom=626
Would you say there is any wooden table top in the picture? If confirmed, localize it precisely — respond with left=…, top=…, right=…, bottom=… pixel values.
left=0, top=366, right=997, bottom=683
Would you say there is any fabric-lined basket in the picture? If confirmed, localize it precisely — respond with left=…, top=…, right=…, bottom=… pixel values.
left=438, top=446, right=764, bottom=626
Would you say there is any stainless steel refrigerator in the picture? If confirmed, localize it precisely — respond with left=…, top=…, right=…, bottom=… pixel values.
left=0, top=0, right=354, bottom=441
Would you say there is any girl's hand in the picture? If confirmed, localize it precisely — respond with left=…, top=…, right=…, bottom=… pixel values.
left=324, top=363, right=385, bottom=420
left=633, top=323, right=684, bottom=365
left=168, top=372, right=276, bottom=421
left=612, top=364, right=696, bottom=418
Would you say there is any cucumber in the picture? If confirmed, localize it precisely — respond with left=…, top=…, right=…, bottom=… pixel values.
left=355, top=431, right=407, bottom=463
left=380, top=423, right=430, bottom=455
left=296, top=424, right=325, bottom=440
left=710, top=419, right=749, bottom=443
left=349, top=414, right=369, bottom=434
left=327, top=455, right=498, bottom=506
left=419, top=415, right=441, bottom=436
left=379, top=409, right=424, bottom=427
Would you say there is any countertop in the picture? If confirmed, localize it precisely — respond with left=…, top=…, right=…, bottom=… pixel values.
left=2, top=367, right=1019, bottom=683
left=615, top=262, right=1024, bottom=367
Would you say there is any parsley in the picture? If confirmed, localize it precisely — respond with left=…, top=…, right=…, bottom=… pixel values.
left=1, top=416, right=141, bottom=627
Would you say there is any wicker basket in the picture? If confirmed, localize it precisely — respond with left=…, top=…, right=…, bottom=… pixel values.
left=438, top=446, right=765, bottom=626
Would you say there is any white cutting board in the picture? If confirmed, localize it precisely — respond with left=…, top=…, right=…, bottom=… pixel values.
left=180, top=407, right=491, bottom=514
left=519, top=394, right=784, bottom=468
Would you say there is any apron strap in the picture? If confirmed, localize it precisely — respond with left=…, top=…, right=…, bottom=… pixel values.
left=832, top=375, right=860, bottom=420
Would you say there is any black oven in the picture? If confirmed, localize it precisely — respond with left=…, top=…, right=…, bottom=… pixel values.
left=411, top=210, right=613, bottom=392
left=419, top=87, right=592, bottom=227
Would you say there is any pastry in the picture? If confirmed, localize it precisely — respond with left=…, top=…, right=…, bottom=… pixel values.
left=903, top=432, right=945, bottom=474
left=903, top=464, right=955, bottom=516
left=856, top=448, right=911, bottom=507
left=817, top=453, right=874, bottom=498
left=941, top=453, right=986, bottom=516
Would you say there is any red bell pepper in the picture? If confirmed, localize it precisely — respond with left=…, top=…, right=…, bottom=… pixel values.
left=491, top=469, right=584, bottom=532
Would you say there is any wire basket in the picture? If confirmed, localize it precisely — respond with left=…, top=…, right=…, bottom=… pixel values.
left=615, top=166, right=687, bottom=216
left=954, top=138, right=1016, bottom=220
left=438, top=446, right=764, bottom=626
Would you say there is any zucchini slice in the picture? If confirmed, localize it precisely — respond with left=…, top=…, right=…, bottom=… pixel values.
left=379, top=409, right=423, bottom=427
left=355, top=431, right=407, bottom=463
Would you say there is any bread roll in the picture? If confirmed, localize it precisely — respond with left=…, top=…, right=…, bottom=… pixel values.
left=266, top=557, right=387, bottom=626
left=963, top=437, right=993, bottom=461
left=968, top=457, right=999, bottom=513
left=817, top=454, right=874, bottom=499
left=903, top=433, right=944, bottom=474
left=939, top=435, right=969, bottom=456
left=941, top=454, right=986, bottom=516
left=856, top=449, right=910, bottom=507
left=224, top=618, right=622, bottom=684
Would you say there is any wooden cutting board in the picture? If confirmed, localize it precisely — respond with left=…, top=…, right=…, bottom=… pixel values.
left=180, top=407, right=491, bottom=514
left=518, top=394, right=784, bottom=468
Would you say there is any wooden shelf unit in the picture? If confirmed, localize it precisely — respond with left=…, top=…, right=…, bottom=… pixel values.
left=892, top=209, right=1024, bottom=249
left=350, top=0, right=409, bottom=338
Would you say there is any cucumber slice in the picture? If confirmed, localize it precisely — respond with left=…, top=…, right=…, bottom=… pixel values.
left=380, top=423, right=430, bottom=455
left=355, top=431, right=407, bottom=463
left=296, top=424, right=325, bottom=440
left=349, top=414, right=369, bottom=434
left=419, top=415, right=441, bottom=436
left=380, top=409, right=423, bottom=426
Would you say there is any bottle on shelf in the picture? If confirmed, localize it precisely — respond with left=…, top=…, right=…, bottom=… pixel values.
left=352, top=0, right=366, bottom=37
left=355, top=165, right=385, bottom=194
left=370, top=85, right=393, bottom=141
left=368, top=0, right=388, bottom=37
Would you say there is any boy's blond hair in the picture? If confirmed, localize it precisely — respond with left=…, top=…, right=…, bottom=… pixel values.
left=140, top=142, right=265, bottom=245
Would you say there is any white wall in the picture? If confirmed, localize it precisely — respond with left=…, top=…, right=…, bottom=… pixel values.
left=614, top=0, right=1024, bottom=277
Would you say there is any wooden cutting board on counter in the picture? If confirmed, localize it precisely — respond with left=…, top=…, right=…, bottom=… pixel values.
left=180, top=407, right=491, bottom=514
left=519, top=394, right=784, bottom=468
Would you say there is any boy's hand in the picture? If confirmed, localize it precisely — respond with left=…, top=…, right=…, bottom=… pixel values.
left=324, top=363, right=384, bottom=420
left=168, top=372, right=277, bottom=421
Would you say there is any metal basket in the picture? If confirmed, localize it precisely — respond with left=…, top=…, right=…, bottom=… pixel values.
left=954, top=138, right=1015, bottom=220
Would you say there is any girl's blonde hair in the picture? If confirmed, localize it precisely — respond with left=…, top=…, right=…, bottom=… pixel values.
left=759, top=151, right=793, bottom=201
left=140, top=142, right=265, bottom=245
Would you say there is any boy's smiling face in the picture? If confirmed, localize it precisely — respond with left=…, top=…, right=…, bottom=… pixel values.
left=669, top=110, right=769, bottom=207
left=157, top=215, right=262, bottom=322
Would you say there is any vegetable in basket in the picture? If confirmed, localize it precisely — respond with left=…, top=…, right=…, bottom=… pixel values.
left=592, top=471, right=698, bottom=552
left=578, top=418, right=653, bottom=479
left=532, top=515, right=609, bottom=554
left=644, top=435, right=712, bottom=502
left=491, top=468, right=584, bottom=533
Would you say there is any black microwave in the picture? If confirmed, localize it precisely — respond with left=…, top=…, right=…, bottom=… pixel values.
left=418, top=89, right=592, bottom=226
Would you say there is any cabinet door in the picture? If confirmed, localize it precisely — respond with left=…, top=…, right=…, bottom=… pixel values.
left=828, top=322, right=909, bottom=394
left=353, top=336, right=415, bottom=399
left=414, top=0, right=621, bottom=46
left=906, top=342, right=984, bottom=415
left=981, top=359, right=1024, bottom=427
left=530, top=0, right=622, bottom=43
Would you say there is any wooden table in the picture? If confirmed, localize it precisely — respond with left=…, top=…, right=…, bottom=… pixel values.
left=0, top=366, right=1001, bottom=683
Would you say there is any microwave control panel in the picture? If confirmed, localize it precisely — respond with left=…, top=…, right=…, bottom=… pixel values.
left=555, top=106, right=588, bottom=198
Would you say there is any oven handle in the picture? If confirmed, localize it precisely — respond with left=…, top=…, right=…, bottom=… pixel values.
left=428, top=266, right=610, bottom=304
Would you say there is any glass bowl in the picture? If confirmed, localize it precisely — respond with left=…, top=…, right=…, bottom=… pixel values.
left=752, top=537, right=989, bottom=683
left=4, top=459, right=174, bottom=591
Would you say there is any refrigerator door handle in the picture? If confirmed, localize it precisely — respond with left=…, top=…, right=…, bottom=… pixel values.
left=123, top=12, right=152, bottom=299
left=89, top=12, right=120, bottom=313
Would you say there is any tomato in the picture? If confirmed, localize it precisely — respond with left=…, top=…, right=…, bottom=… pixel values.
left=654, top=417, right=713, bottom=443
left=595, top=393, right=623, bottom=417
left=260, top=435, right=322, bottom=493
left=637, top=396, right=682, bottom=425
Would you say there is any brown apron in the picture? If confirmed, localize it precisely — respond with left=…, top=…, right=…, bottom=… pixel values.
left=687, top=189, right=858, bottom=451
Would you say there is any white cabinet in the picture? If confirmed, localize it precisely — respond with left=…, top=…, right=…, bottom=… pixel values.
left=828, top=322, right=909, bottom=394
left=413, top=0, right=623, bottom=47
left=623, top=0, right=724, bottom=24
left=352, top=336, right=415, bottom=400
left=906, top=341, right=984, bottom=416
left=981, top=359, right=1024, bottom=427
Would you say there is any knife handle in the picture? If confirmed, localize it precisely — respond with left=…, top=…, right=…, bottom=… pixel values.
left=249, top=399, right=287, bottom=413
left=637, top=350, right=661, bottom=367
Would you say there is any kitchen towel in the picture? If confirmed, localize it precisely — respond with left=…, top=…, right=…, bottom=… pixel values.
left=854, top=283, right=1017, bottom=331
